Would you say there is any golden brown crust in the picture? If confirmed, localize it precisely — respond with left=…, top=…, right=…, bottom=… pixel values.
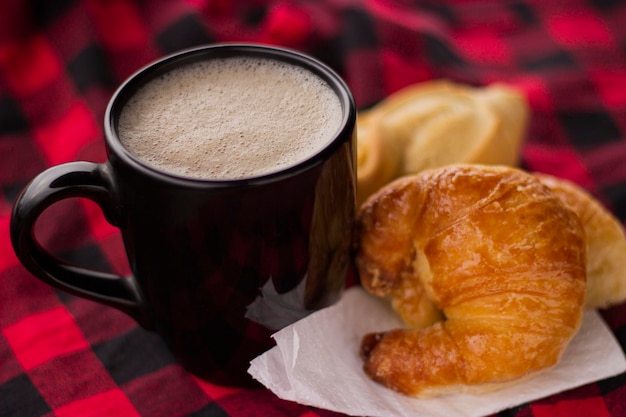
left=355, top=165, right=586, bottom=397
left=535, top=174, right=626, bottom=309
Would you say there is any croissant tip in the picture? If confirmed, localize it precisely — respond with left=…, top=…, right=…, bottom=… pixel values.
left=360, top=332, right=386, bottom=360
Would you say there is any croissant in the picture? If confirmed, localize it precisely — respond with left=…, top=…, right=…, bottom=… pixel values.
left=356, top=110, right=402, bottom=205
left=355, top=165, right=586, bottom=397
left=356, top=80, right=529, bottom=205
left=536, top=174, right=626, bottom=309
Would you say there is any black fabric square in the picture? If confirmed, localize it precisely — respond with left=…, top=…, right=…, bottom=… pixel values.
left=0, top=97, right=29, bottom=134
left=2, top=183, right=27, bottom=206
left=597, top=366, right=626, bottom=395
left=484, top=404, right=526, bottom=417
left=67, top=45, right=116, bottom=92
left=339, top=8, right=378, bottom=49
left=185, top=401, right=231, bottom=417
left=59, top=242, right=112, bottom=273
left=156, top=14, right=214, bottom=54
left=310, top=42, right=344, bottom=81
left=93, top=327, right=175, bottom=386
left=0, top=374, right=51, bottom=417
left=54, top=289, right=76, bottom=304
left=419, top=3, right=456, bottom=25
left=424, top=34, right=466, bottom=67
left=313, top=7, right=378, bottom=76
left=53, top=243, right=114, bottom=303
left=243, top=5, right=267, bottom=25
left=558, top=111, right=621, bottom=147
left=596, top=323, right=626, bottom=394
left=30, top=0, right=77, bottom=28
left=522, top=49, right=577, bottom=71
left=509, top=1, right=538, bottom=25
left=0, top=137, right=48, bottom=185
left=602, top=181, right=626, bottom=223
left=589, top=0, right=624, bottom=12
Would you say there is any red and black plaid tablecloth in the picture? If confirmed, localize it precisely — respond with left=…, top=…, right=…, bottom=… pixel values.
left=2, top=1, right=626, bottom=416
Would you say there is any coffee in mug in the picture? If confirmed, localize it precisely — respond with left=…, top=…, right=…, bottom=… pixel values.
left=10, top=44, right=356, bottom=386
left=118, top=56, right=344, bottom=180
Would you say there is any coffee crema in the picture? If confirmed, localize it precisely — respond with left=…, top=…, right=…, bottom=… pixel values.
left=117, top=56, right=344, bottom=180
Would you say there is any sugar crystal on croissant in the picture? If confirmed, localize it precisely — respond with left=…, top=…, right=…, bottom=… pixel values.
left=355, top=164, right=586, bottom=397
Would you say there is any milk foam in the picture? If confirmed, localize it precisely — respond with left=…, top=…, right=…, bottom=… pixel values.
left=118, top=57, right=343, bottom=180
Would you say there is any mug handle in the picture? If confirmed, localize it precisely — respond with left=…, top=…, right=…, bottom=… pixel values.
left=10, top=161, right=148, bottom=327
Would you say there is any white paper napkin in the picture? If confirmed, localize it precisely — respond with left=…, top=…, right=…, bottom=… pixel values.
left=249, top=286, right=626, bottom=417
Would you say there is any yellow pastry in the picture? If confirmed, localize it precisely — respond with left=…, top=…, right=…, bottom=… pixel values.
left=356, top=81, right=529, bottom=205
left=536, top=174, right=626, bottom=309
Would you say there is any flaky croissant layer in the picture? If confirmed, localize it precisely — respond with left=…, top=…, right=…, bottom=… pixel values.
left=355, top=165, right=586, bottom=397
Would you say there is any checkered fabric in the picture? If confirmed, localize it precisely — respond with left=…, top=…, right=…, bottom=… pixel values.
left=1, top=0, right=626, bottom=416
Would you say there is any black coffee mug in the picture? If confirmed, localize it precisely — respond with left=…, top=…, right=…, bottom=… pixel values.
left=10, top=44, right=356, bottom=385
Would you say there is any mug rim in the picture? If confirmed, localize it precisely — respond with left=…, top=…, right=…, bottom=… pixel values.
left=103, top=42, right=356, bottom=187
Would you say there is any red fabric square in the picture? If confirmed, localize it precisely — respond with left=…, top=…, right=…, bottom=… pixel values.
left=547, top=8, right=613, bottom=48
left=586, top=142, right=626, bottom=188
left=85, top=0, right=149, bottom=50
left=0, top=1, right=31, bottom=41
left=0, top=267, right=59, bottom=329
left=0, top=196, right=9, bottom=216
left=366, top=0, right=442, bottom=35
left=382, top=50, right=432, bottom=96
left=44, top=4, right=94, bottom=62
left=532, top=397, right=611, bottom=417
left=29, top=348, right=119, bottom=409
left=217, top=387, right=309, bottom=416
left=259, top=3, right=311, bottom=48
left=137, top=0, right=190, bottom=32
left=64, top=297, right=136, bottom=346
left=605, top=381, right=626, bottom=415
left=600, top=302, right=626, bottom=330
left=98, top=233, right=131, bottom=277
left=0, top=135, right=49, bottom=183
left=453, top=31, right=512, bottom=64
left=589, top=69, right=626, bottom=108
left=32, top=198, right=92, bottom=254
left=192, top=375, right=241, bottom=400
left=54, top=389, right=140, bottom=417
left=523, top=145, right=595, bottom=189
left=123, top=365, right=209, bottom=417
left=0, top=216, right=19, bottom=271
left=76, top=132, right=108, bottom=162
left=344, top=49, right=385, bottom=107
left=0, top=35, right=63, bottom=96
left=33, top=101, right=100, bottom=166
left=78, top=199, right=120, bottom=241
left=0, top=334, right=23, bottom=384
left=505, top=75, right=552, bottom=112
left=3, top=306, right=89, bottom=370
